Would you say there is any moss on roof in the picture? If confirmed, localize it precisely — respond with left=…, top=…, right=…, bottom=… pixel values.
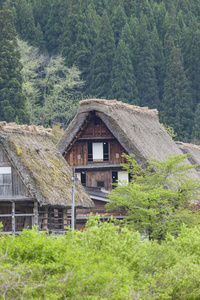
left=0, top=122, right=93, bottom=208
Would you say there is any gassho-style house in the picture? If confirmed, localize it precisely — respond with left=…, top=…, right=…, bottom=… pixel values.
left=57, top=99, right=200, bottom=228
left=0, top=122, right=93, bottom=234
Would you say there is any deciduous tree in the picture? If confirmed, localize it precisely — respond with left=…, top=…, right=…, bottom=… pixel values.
left=107, top=153, right=200, bottom=240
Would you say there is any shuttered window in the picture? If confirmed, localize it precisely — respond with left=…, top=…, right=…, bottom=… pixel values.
left=88, top=142, right=109, bottom=162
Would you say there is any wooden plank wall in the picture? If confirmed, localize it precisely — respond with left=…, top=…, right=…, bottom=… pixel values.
left=80, top=117, right=113, bottom=138
left=65, top=117, right=127, bottom=166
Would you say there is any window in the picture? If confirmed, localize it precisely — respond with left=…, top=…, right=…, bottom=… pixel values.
left=88, top=143, right=93, bottom=161
left=88, top=142, right=109, bottom=162
left=112, top=171, right=128, bottom=188
left=112, top=171, right=118, bottom=185
left=0, top=166, right=12, bottom=196
left=118, top=171, right=129, bottom=185
left=97, top=181, right=104, bottom=188
left=81, top=172, right=86, bottom=186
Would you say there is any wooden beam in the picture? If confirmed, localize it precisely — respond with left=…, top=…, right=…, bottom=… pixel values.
left=12, top=201, right=15, bottom=235
left=34, top=201, right=38, bottom=226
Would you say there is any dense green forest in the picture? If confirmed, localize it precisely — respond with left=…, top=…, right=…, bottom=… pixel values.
left=1, top=0, right=200, bottom=141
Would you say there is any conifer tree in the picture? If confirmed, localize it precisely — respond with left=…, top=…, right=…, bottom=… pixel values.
left=86, top=10, right=115, bottom=98
left=74, top=4, right=99, bottom=81
left=192, top=103, right=200, bottom=142
left=134, top=14, right=159, bottom=108
left=164, top=4, right=181, bottom=46
left=0, top=3, right=29, bottom=123
left=15, top=0, right=36, bottom=43
left=34, top=23, right=46, bottom=51
left=152, top=2, right=167, bottom=43
left=111, top=5, right=127, bottom=46
left=160, top=46, right=193, bottom=141
left=45, top=0, right=66, bottom=53
left=187, top=30, right=200, bottom=109
left=109, top=39, right=138, bottom=104
left=151, top=26, right=165, bottom=105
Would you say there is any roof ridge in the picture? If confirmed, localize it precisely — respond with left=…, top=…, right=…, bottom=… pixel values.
left=0, top=122, right=52, bottom=136
left=79, top=99, right=158, bottom=115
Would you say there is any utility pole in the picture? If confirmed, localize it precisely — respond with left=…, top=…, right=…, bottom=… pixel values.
left=71, top=167, right=75, bottom=231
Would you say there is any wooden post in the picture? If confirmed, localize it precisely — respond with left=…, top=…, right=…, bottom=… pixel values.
left=71, top=167, right=75, bottom=231
left=74, top=207, right=76, bottom=230
left=34, top=201, right=38, bottom=227
left=12, top=201, right=15, bottom=235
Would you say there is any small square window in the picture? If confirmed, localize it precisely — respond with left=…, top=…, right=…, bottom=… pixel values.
left=97, top=181, right=104, bottom=188
left=116, top=153, right=119, bottom=159
left=77, top=154, right=81, bottom=160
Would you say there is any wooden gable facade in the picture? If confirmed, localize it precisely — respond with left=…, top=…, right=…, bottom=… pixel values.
left=0, top=122, right=93, bottom=234
left=0, top=144, right=38, bottom=233
left=63, top=111, right=128, bottom=191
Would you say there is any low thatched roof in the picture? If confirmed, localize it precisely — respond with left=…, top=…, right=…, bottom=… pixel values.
left=0, top=122, right=93, bottom=208
left=177, top=142, right=200, bottom=172
left=58, top=99, right=190, bottom=166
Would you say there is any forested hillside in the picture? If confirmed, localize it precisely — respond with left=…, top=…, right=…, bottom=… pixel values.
left=1, top=0, right=200, bottom=141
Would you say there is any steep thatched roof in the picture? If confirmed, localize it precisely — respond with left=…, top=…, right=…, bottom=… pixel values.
left=57, top=99, right=189, bottom=166
left=0, top=122, right=93, bottom=208
left=177, top=142, right=200, bottom=172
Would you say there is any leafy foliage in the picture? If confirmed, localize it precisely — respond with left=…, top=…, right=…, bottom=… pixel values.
left=107, top=153, right=200, bottom=240
left=1, top=220, right=200, bottom=298
left=18, top=39, right=83, bottom=127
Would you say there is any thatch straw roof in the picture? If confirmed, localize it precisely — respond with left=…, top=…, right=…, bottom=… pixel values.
left=0, top=122, right=93, bottom=207
left=58, top=99, right=190, bottom=166
left=177, top=142, right=200, bottom=172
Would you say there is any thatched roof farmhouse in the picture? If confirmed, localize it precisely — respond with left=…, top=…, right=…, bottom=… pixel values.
left=58, top=99, right=197, bottom=167
left=0, top=122, right=93, bottom=233
left=57, top=99, right=200, bottom=229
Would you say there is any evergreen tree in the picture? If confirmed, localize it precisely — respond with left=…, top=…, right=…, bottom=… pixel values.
left=92, top=0, right=108, bottom=16
left=109, top=39, right=138, bottom=104
left=123, top=0, right=137, bottom=18
left=61, top=5, right=93, bottom=68
left=34, top=23, right=46, bottom=51
left=192, top=103, right=200, bottom=142
left=151, top=26, right=165, bottom=105
left=111, top=5, right=127, bottom=46
left=86, top=10, right=115, bottom=98
left=15, top=0, right=36, bottom=43
left=160, top=46, right=193, bottom=141
left=74, top=4, right=99, bottom=81
left=0, top=3, right=29, bottom=123
left=187, top=30, right=200, bottom=109
left=45, top=0, right=67, bottom=53
left=134, top=14, right=159, bottom=108
left=32, top=0, right=51, bottom=33
left=164, top=4, right=182, bottom=46
left=136, top=0, right=155, bottom=30
left=152, top=2, right=167, bottom=43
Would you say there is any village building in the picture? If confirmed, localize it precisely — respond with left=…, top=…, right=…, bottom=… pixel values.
left=0, top=122, right=93, bottom=234
left=57, top=99, right=199, bottom=228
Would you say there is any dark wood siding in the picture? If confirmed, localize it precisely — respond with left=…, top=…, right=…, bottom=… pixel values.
left=12, top=168, right=30, bottom=197
left=80, top=117, right=113, bottom=138
left=86, top=170, right=111, bottom=190
left=110, top=140, right=127, bottom=164
left=64, top=116, right=127, bottom=167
